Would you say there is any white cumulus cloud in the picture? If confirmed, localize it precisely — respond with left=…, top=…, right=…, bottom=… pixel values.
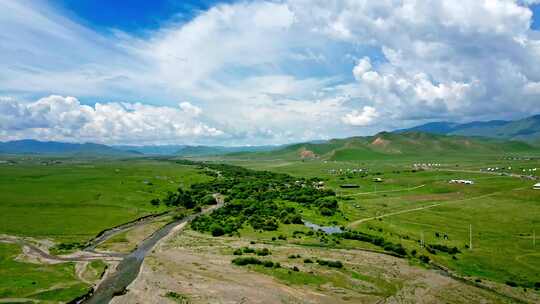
left=342, top=106, right=379, bottom=126
left=0, top=96, right=223, bottom=144
left=2, top=1, right=540, bottom=143
left=179, top=101, right=202, bottom=117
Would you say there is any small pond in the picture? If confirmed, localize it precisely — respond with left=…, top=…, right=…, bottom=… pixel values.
left=303, top=220, right=343, bottom=234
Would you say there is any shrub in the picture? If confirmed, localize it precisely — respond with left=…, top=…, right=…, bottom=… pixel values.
left=202, top=194, right=217, bottom=205
left=210, top=224, right=225, bottom=237
left=233, top=249, right=243, bottom=255
left=54, top=242, right=84, bottom=253
left=165, top=291, right=190, bottom=304
left=173, top=212, right=188, bottom=220
left=319, top=207, right=334, bottom=216
left=263, top=261, right=274, bottom=268
left=256, top=248, right=271, bottom=256
left=243, top=247, right=256, bottom=254
left=506, top=281, right=518, bottom=287
left=427, top=244, right=460, bottom=255
left=292, top=266, right=300, bottom=272
left=383, top=243, right=407, bottom=256
left=303, top=258, right=313, bottom=263
left=232, top=257, right=262, bottom=266
left=419, top=255, right=430, bottom=263
left=317, top=259, right=343, bottom=268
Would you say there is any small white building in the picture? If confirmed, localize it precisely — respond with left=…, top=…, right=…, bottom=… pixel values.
left=449, top=179, right=475, bottom=185
left=533, top=183, right=540, bottom=190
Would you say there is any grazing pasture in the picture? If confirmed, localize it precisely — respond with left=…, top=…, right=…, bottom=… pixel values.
left=1, top=150, right=539, bottom=303
left=0, top=157, right=210, bottom=303
left=226, top=155, right=540, bottom=291
left=0, top=158, right=211, bottom=243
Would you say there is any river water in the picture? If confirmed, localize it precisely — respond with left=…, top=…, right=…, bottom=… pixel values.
left=303, top=220, right=343, bottom=234
left=81, top=214, right=197, bottom=304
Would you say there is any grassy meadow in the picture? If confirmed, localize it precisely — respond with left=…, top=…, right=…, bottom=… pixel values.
left=0, top=157, right=210, bottom=302
left=0, top=158, right=211, bottom=243
left=225, top=155, right=540, bottom=289
left=1, top=144, right=539, bottom=302
left=0, top=242, right=89, bottom=301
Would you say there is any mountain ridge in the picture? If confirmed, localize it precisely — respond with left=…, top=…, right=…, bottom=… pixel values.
left=0, top=140, right=282, bottom=157
left=394, top=114, right=540, bottom=142
left=0, top=139, right=139, bottom=156
left=227, top=131, right=536, bottom=161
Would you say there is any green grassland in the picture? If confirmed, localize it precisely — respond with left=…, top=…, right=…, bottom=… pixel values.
left=0, top=157, right=212, bottom=302
left=198, top=132, right=540, bottom=291
left=222, top=154, right=540, bottom=290
left=0, top=243, right=89, bottom=301
left=1, top=131, right=539, bottom=302
left=0, top=158, right=211, bottom=243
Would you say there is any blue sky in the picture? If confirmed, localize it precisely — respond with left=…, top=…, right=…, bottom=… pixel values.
left=1, top=1, right=540, bottom=145
left=533, top=4, right=540, bottom=29
left=53, top=0, right=235, bottom=34
left=55, top=1, right=540, bottom=33
left=61, top=0, right=540, bottom=33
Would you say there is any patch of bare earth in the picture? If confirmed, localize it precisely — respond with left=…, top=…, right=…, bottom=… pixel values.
left=96, top=219, right=169, bottom=254
left=371, top=137, right=390, bottom=148
left=299, top=148, right=316, bottom=160
left=112, top=230, right=512, bottom=304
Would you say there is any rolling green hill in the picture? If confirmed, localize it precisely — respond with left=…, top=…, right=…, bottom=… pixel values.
left=227, top=132, right=536, bottom=161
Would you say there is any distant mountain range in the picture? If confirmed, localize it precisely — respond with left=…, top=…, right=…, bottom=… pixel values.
left=395, top=114, right=540, bottom=142
left=0, top=140, right=139, bottom=156
left=113, top=144, right=280, bottom=156
left=3, top=115, right=540, bottom=157
left=113, top=145, right=187, bottom=155
left=0, top=139, right=281, bottom=157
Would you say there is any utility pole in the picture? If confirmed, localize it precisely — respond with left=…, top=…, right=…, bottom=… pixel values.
left=469, top=224, right=473, bottom=250
left=534, top=230, right=536, bottom=248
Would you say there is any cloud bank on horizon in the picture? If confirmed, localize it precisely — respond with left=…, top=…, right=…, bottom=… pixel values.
left=1, top=0, right=540, bottom=145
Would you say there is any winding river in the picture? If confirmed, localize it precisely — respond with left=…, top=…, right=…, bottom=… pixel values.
left=80, top=202, right=223, bottom=304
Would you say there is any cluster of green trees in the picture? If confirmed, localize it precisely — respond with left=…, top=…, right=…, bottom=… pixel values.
left=180, top=161, right=339, bottom=235
left=153, top=187, right=217, bottom=209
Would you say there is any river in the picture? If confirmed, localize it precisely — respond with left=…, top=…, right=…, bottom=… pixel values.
left=80, top=202, right=223, bottom=304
